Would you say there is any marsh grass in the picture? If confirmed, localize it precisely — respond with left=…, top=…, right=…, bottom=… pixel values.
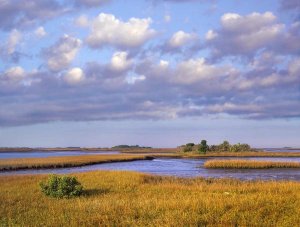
left=204, top=159, right=300, bottom=169
left=0, top=171, right=300, bottom=226
left=0, top=154, right=153, bottom=171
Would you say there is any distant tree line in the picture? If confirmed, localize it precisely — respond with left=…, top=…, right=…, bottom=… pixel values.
left=112, top=145, right=152, bottom=149
left=181, top=140, right=252, bottom=154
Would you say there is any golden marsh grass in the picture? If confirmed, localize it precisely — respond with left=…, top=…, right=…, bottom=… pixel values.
left=204, top=159, right=300, bottom=169
left=0, top=154, right=152, bottom=171
left=0, top=171, right=300, bottom=226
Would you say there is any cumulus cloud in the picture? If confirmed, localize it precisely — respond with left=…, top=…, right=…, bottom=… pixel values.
left=45, top=35, right=82, bottom=72
left=126, top=74, right=146, bottom=84
left=75, top=15, right=89, bottom=27
left=1, top=53, right=300, bottom=126
left=172, top=58, right=235, bottom=84
left=110, top=51, right=132, bottom=72
left=205, top=30, right=217, bottom=40
left=64, top=67, right=85, bottom=85
left=0, top=29, right=23, bottom=62
left=0, top=66, right=42, bottom=87
left=205, top=12, right=288, bottom=58
left=1, top=3, right=300, bottom=126
left=158, top=30, right=200, bottom=56
left=34, top=26, right=46, bottom=38
left=288, top=57, right=300, bottom=77
left=6, top=29, right=22, bottom=55
left=168, top=30, right=198, bottom=48
left=86, top=13, right=156, bottom=49
left=4, top=66, right=25, bottom=81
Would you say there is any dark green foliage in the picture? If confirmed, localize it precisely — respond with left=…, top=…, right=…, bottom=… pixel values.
left=40, top=175, right=83, bottom=198
left=209, top=141, right=252, bottom=152
left=230, top=143, right=251, bottom=152
left=220, top=141, right=230, bottom=152
left=183, top=143, right=195, bottom=152
left=181, top=140, right=252, bottom=153
left=198, top=140, right=208, bottom=154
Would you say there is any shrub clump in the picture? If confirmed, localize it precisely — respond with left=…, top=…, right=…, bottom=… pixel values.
left=40, top=174, right=83, bottom=198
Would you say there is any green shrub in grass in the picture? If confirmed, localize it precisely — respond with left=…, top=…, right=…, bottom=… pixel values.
left=40, top=174, right=83, bottom=198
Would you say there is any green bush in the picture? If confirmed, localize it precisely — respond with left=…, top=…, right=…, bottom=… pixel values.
left=198, top=140, right=208, bottom=154
left=39, top=175, right=83, bottom=198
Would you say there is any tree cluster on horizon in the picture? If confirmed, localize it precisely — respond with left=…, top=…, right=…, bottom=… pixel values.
left=181, top=140, right=252, bottom=153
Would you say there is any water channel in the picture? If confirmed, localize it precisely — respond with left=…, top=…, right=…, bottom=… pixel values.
left=1, top=154, right=300, bottom=181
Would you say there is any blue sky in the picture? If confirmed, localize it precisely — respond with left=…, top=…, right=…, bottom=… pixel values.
left=0, top=0, right=299, bottom=148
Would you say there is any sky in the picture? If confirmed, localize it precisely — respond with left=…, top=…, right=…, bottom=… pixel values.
left=0, top=0, right=299, bottom=148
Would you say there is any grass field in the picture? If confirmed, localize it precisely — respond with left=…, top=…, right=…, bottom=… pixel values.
left=0, top=154, right=152, bottom=171
left=0, top=171, right=300, bottom=226
left=204, top=159, right=300, bottom=169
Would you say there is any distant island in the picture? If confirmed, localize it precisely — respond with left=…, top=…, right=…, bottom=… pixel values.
left=112, top=145, right=152, bottom=149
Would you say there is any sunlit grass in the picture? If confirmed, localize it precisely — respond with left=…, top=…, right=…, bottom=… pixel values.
left=0, top=154, right=152, bottom=171
left=204, top=159, right=300, bottom=169
left=0, top=171, right=300, bottom=226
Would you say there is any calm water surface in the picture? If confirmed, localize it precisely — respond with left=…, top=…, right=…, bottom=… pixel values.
left=1, top=157, right=300, bottom=181
left=262, top=148, right=300, bottom=152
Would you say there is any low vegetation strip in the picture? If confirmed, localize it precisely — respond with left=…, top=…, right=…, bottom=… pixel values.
left=204, top=159, right=300, bottom=169
left=1, top=172, right=300, bottom=226
left=0, top=154, right=153, bottom=171
left=179, top=151, right=300, bottom=157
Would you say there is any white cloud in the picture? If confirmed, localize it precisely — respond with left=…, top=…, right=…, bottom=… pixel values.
left=110, top=51, right=132, bottom=72
left=221, top=12, right=276, bottom=32
left=288, top=57, right=300, bottom=77
left=75, top=15, right=89, bottom=27
left=168, top=30, right=197, bottom=48
left=4, top=66, right=25, bottom=81
left=205, top=102, right=262, bottom=114
left=7, top=29, right=22, bottom=55
left=205, top=30, right=217, bottom=40
left=173, top=58, right=234, bottom=84
left=46, top=35, right=82, bottom=72
left=207, top=12, right=285, bottom=58
left=34, top=26, right=46, bottom=38
left=126, top=74, right=146, bottom=84
left=86, top=13, right=156, bottom=49
left=64, top=67, right=85, bottom=85
left=159, top=60, right=169, bottom=68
